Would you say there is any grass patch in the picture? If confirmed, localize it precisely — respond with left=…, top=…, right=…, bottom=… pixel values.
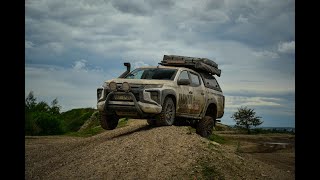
left=207, top=133, right=227, bottom=144
left=66, top=126, right=104, bottom=137
left=60, top=108, right=96, bottom=132
left=65, top=117, right=128, bottom=137
left=117, top=118, right=128, bottom=128
left=187, top=126, right=197, bottom=134
left=198, top=162, right=224, bottom=180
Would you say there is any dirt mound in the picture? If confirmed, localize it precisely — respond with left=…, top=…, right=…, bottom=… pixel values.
left=25, top=119, right=295, bottom=180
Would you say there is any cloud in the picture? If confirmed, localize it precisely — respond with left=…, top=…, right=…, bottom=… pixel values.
left=252, top=50, right=279, bottom=59
left=111, top=0, right=151, bottom=16
left=110, top=0, right=175, bottom=16
left=226, top=96, right=282, bottom=111
left=73, top=59, right=87, bottom=71
left=236, top=14, right=249, bottom=23
left=25, top=40, right=35, bottom=49
left=45, top=42, right=64, bottom=54
left=25, top=63, right=121, bottom=112
left=132, top=61, right=150, bottom=69
left=278, top=41, right=295, bottom=54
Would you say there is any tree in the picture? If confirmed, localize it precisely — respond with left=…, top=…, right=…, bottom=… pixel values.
left=25, top=91, right=37, bottom=111
left=25, top=91, right=64, bottom=135
left=231, top=106, right=263, bottom=134
left=50, top=98, right=61, bottom=115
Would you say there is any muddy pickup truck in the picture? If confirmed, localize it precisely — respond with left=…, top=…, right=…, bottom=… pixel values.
left=96, top=55, right=225, bottom=137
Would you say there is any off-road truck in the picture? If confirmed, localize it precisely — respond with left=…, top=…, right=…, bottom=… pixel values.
left=96, top=55, right=225, bottom=137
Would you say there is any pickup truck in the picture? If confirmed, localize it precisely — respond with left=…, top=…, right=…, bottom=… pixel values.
left=97, top=55, right=225, bottom=137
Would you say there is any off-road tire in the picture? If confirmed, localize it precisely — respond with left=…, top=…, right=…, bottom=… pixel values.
left=100, top=112, right=119, bottom=130
left=196, top=116, right=214, bottom=137
left=156, top=97, right=175, bottom=126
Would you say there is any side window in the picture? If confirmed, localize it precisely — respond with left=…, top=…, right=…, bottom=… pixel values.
left=190, top=72, right=201, bottom=86
left=201, top=73, right=222, bottom=91
left=178, top=71, right=189, bottom=80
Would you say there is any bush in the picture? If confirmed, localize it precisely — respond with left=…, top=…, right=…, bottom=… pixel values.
left=26, top=110, right=65, bottom=136
left=25, top=113, right=41, bottom=136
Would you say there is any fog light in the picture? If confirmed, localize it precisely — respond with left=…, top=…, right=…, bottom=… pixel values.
left=109, top=81, right=117, bottom=91
left=122, top=82, right=130, bottom=92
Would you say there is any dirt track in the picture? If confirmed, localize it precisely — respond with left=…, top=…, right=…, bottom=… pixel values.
left=25, top=120, right=295, bottom=180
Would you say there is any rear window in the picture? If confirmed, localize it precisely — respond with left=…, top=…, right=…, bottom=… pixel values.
left=125, top=68, right=177, bottom=80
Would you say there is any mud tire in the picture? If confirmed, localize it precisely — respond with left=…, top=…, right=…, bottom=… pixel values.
left=196, top=116, right=214, bottom=137
left=100, top=112, right=119, bottom=130
left=156, top=97, right=175, bottom=126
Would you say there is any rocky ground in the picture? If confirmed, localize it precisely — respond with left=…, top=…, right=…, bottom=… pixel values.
left=25, top=119, right=295, bottom=180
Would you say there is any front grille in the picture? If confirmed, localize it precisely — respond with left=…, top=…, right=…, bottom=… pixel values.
left=106, top=83, right=144, bottom=102
left=132, top=92, right=140, bottom=101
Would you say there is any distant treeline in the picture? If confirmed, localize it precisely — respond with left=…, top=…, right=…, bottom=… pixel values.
left=246, top=127, right=295, bottom=134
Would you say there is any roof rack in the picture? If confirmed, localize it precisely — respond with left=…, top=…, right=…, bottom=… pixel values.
left=159, top=55, right=221, bottom=77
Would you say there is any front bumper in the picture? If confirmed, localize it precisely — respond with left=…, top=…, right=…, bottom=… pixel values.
left=97, top=91, right=162, bottom=116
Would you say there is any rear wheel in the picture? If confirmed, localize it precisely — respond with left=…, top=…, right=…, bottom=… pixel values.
left=156, top=97, right=175, bottom=126
left=196, top=116, right=214, bottom=137
left=99, top=112, right=119, bottom=130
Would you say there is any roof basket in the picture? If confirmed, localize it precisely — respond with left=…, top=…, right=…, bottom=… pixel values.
left=159, top=55, right=221, bottom=77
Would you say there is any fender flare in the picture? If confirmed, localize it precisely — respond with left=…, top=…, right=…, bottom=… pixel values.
left=161, top=89, right=177, bottom=106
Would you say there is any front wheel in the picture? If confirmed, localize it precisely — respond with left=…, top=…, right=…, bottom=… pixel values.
left=156, top=97, right=175, bottom=126
left=99, top=112, right=119, bottom=130
left=196, top=116, right=214, bottom=137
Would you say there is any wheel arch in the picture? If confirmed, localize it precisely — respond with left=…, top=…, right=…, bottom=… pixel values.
left=161, top=89, right=176, bottom=107
left=204, top=103, right=218, bottom=121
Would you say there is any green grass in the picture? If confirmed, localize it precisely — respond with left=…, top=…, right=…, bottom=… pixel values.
left=66, top=117, right=129, bottom=137
left=117, top=118, right=128, bottom=128
left=60, top=108, right=96, bottom=132
left=195, top=161, right=224, bottom=180
left=66, top=126, right=104, bottom=137
left=207, top=133, right=227, bottom=144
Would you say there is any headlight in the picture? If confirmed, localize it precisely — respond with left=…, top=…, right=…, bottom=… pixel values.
left=122, top=82, right=130, bottom=92
left=97, top=88, right=103, bottom=100
left=109, top=81, right=117, bottom=91
left=144, top=84, right=163, bottom=89
left=102, top=82, right=109, bottom=89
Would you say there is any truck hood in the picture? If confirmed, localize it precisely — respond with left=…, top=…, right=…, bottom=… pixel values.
left=105, top=78, right=174, bottom=85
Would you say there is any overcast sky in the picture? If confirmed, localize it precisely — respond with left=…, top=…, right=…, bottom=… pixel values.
left=25, top=0, right=295, bottom=127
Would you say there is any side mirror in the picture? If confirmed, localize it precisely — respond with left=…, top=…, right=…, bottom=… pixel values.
left=177, top=79, right=190, bottom=85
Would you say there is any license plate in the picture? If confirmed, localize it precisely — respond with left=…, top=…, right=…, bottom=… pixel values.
left=113, top=94, right=132, bottom=100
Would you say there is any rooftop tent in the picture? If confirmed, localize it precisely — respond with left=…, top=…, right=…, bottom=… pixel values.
left=159, top=55, right=221, bottom=77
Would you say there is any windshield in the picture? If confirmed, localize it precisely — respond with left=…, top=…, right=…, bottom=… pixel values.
left=125, top=68, right=177, bottom=80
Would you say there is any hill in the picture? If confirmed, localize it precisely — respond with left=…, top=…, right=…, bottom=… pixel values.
left=25, top=119, right=295, bottom=179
